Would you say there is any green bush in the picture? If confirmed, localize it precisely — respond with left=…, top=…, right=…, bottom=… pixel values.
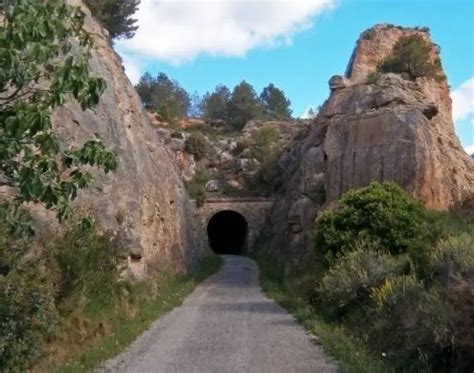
left=0, top=220, right=121, bottom=370
left=247, top=153, right=283, bottom=196
left=429, top=234, right=474, bottom=284
left=0, top=229, right=57, bottom=372
left=378, top=34, right=445, bottom=81
left=185, top=167, right=209, bottom=205
left=315, top=242, right=408, bottom=321
left=370, top=276, right=454, bottom=371
left=308, top=182, right=473, bottom=372
left=448, top=278, right=474, bottom=371
left=184, top=133, right=208, bottom=161
left=253, top=126, right=281, bottom=149
left=314, top=182, right=435, bottom=260
left=55, top=222, right=119, bottom=302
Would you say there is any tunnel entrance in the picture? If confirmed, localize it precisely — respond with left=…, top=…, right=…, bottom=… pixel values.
left=207, top=210, right=248, bottom=255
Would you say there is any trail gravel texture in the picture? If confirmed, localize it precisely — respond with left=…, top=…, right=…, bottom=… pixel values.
left=102, top=256, right=336, bottom=373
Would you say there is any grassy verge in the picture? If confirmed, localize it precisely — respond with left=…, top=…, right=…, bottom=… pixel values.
left=254, top=256, right=391, bottom=373
left=47, top=255, right=222, bottom=373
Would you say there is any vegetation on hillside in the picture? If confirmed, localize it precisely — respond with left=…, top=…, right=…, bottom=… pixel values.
left=377, top=34, right=445, bottom=81
left=225, top=81, right=263, bottom=129
left=258, top=182, right=474, bottom=372
left=84, top=0, right=140, bottom=40
left=201, top=85, right=231, bottom=122
left=184, top=133, right=208, bottom=161
left=260, top=83, right=292, bottom=120
left=135, top=72, right=293, bottom=129
left=135, top=72, right=190, bottom=123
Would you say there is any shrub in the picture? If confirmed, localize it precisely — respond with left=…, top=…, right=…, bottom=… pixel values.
left=378, top=34, right=444, bottom=81
left=247, top=152, right=283, bottom=196
left=247, top=126, right=281, bottom=163
left=315, top=242, right=408, bottom=321
left=185, top=167, right=209, bottom=204
left=366, top=71, right=381, bottom=84
left=429, top=234, right=474, bottom=284
left=253, top=126, right=281, bottom=149
left=184, top=134, right=208, bottom=161
left=54, top=221, right=119, bottom=302
left=370, top=276, right=454, bottom=371
left=314, top=182, right=435, bottom=260
left=0, top=229, right=57, bottom=371
left=448, top=278, right=474, bottom=371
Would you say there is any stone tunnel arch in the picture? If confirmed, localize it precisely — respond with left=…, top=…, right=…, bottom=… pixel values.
left=195, top=197, right=274, bottom=254
left=207, top=210, right=248, bottom=255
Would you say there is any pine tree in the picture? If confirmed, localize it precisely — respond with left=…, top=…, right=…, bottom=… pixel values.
left=227, top=81, right=262, bottom=130
left=202, top=85, right=231, bottom=122
left=135, top=72, right=190, bottom=122
left=85, top=0, right=140, bottom=40
left=260, top=83, right=292, bottom=120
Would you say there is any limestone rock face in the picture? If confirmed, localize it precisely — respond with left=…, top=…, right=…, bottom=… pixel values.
left=257, top=24, right=474, bottom=265
left=50, top=1, right=208, bottom=276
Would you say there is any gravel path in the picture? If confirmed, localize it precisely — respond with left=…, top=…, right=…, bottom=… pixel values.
left=102, top=256, right=336, bottom=373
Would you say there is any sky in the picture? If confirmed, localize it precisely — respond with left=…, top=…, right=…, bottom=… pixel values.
left=116, top=0, right=474, bottom=153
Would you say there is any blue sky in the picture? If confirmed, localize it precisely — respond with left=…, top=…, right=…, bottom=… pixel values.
left=116, top=0, right=474, bottom=152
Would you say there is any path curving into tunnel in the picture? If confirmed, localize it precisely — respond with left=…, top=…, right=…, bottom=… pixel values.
left=207, top=210, right=248, bottom=255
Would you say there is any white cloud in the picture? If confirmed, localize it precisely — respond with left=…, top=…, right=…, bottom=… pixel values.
left=121, top=55, right=142, bottom=85
left=452, top=77, right=474, bottom=122
left=117, top=0, right=335, bottom=71
left=464, top=144, right=474, bottom=155
left=300, top=105, right=319, bottom=119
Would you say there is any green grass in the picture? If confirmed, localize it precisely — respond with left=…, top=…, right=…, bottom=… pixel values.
left=52, top=255, right=222, bottom=373
left=254, top=256, right=391, bottom=373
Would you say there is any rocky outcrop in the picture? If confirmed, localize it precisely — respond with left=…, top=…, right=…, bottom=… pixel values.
left=49, top=1, right=208, bottom=276
left=257, top=24, right=474, bottom=265
left=157, top=118, right=309, bottom=196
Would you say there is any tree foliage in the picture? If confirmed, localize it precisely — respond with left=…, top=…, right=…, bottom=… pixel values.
left=135, top=72, right=190, bottom=122
left=314, top=182, right=434, bottom=260
left=202, top=84, right=230, bottom=122
left=260, top=83, right=292, bottom=120
left=0, top=0, right=117, bottom=234
left=379, top=34, right=444, bottom=81
left=227, top=81, right=263, bottom=130
left=84, top=0, right=140, bottom=40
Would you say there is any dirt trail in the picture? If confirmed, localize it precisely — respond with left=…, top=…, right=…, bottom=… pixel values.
left=102, top=256, right=336, bottom=373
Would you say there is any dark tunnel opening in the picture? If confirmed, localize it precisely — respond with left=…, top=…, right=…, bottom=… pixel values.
left=207, top=210, right=248, bottom=255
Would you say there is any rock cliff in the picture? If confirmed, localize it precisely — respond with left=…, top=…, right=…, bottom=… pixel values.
left=257, top=24, right=474, bottom=264
left=50, top=1, right=208, bottom=276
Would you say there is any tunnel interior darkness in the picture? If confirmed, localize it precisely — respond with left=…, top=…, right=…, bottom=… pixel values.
left=207, top=210, right=248, bottom=255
